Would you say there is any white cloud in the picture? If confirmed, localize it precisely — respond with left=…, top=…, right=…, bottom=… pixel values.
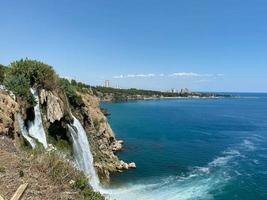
left=112, top=72, right=224, bottom=79
left=147, top=73, right=155, bottom=77
left=112, top=74, right=124, bottom=79
left=127, top=74, right=136, bottom=78
left=113, top=73, right=156, bottom=78
left=170, top=72, right=205, bottom=77
left=169, top=72, right=223, bottom=78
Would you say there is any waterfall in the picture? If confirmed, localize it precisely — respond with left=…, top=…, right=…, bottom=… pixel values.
left=18, top=114, right=36, bottom=148
left=68, top=115, right=100, bottom=190
left=27, top=88, right=48, bottom=149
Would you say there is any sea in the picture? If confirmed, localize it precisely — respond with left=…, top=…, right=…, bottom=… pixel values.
left=101, top=93, right=267, bottom=200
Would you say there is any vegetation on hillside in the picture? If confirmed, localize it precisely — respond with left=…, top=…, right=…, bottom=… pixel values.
left=32, top=151, right=105, bottom=200
left=0, top=59, right=107, bottom=199
left=3, top=59, right=59, bottom=107
left=59, top=78, right=85, bottom=109
left=0, top=64, right=7, bottom=84
left=91, top=86, right=231, bottom=102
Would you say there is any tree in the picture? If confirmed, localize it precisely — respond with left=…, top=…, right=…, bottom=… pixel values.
left=4, top=59, right=59, bottom=107
left=0, top=64, right=7, bottom=84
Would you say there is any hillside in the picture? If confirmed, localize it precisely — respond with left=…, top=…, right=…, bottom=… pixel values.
left=92, top=86, right=231, bottom=102
left=0, top=59, right=135, bottom=199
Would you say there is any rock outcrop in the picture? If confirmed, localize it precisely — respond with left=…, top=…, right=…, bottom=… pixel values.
left=1, top=86, right=135, bottom=184
left=74, top=92, right=135, bottom=183
left=39, top=89, right=65, bottom=123
left=0, top=91, right=18, bottom=138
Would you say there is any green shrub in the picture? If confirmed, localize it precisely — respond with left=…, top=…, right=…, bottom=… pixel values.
left=82, top=188, right=105, bottom=200
left=5, top=73, right=36, bottom=106
left=59, top=78, right=84, bottom=108
left=4, top=59, right=58, bottom=106
left=29, top=151, right=105, bottom=199
left=0, top=64, right=7, bottom=84
left=0, top=166, right=6, bottom=173
left=99, top=118, right=105, bottom=124
left=93, top=118, right=100, bottom=130
left=19, top=170, right=24, bottom=177
left=74, top=175, right=89, bottom=190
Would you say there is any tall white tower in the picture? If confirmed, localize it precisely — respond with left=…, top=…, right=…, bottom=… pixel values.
left=104, top=80, right=110, bottom=87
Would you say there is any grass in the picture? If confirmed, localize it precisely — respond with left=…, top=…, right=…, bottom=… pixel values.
left=0, top=166, right=6, bottom=173
left=25, top=150, right=105, bottom=200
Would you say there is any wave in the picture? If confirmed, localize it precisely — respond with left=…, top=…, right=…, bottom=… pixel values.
left=102, top=148, right=242, bottom=200
left=242, top=139, right=256, bottom=151
left=101, top=139, right=258, bottom=200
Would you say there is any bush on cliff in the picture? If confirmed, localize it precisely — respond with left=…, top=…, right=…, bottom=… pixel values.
left=4, top=59, right=59, bottom=107
left=20, top=150, right=105, bottom=200
left=0, top=64, right=7, bottom=84
left=59, top=78, right=84, bottom=109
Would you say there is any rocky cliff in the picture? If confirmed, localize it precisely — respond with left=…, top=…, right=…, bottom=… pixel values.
left=73, top=92, right=135, bottom=183
left=38, top=85, right=136, bottom=183
left=0, top=85, right=134, bottom=184
left=0, top=59, right=136, bottom=200
left=0, top=91, right=18, bottom=139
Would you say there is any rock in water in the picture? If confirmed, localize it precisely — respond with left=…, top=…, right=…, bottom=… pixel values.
left=128, top=162, right=137, bottom=169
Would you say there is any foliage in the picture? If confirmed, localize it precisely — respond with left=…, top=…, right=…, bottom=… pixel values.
left=91, top=86, right=231, bottom=102
left=29, top=151, right=105, bottom=200
left=93, top=118, right=100, bottom=130
left=59, top=78, right=85, bottom=108
left=4, top=59, right=59, bottom=106
left=7, top=59, right=57, bottom=89
left=0, top=166, right=6, bottom=173
left=0, top=64, right=7, bottom=84
left=91, top=86, right=179, bottom=102
left=5, top=73, right=36, bottom=105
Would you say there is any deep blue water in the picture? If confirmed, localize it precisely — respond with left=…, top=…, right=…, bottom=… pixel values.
left=102, top=94, right=267, bottom=200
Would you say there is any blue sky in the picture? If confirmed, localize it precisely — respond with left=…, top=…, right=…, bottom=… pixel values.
left=1, top=0, right=267, bottom=92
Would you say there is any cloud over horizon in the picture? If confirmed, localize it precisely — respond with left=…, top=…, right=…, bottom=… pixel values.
left=113, top=72, right=224, bottom=79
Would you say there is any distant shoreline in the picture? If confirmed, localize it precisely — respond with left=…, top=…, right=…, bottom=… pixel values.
left=101, top=95, right=234, bottom=103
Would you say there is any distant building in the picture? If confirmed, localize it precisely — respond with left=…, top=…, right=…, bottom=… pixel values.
left=180, top=88, right=191, bottom=94
left=104, top=80, right=110, bottom=87
left=171, top=88, right=177, bottom=93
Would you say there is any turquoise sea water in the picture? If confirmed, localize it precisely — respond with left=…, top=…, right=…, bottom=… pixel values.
left=102, top=94, right=267, bottom=200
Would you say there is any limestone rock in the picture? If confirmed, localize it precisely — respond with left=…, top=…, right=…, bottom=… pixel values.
left=111, top=140, right=123, bottom=151
left=75, top=92, right=136, bottom=183
left=118, top=160, right=129, bottom=170
left=0, top=91, right=18, bottom=138
left=117, top=161, right=136, bottom=170
left=47, top=144, right=56, bottom=152
left=128, top=162, right=136, bottom=169
left=39, top=89, right=64, bottom=123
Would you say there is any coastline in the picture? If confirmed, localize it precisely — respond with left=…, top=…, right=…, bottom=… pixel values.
left=101, top=95, right=234, bottom=103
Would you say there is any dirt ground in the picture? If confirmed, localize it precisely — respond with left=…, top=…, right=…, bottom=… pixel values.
left=0, top=136, right=80, bottom=200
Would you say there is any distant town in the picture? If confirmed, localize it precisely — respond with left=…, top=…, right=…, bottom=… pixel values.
left=88, top=80, right=231, bottom=102
left=103, top=80, right=194, bottom=95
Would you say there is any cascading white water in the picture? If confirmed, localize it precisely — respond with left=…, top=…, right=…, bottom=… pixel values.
left=68, top=115, right=100, bottom=190
left=18, top=114, right=36, bottom=148
left=27, top=88, right=48, bottom=149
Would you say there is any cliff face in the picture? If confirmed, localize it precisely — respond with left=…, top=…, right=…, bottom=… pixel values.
left=39, top=88, right=72, bottom=126
left=0, top=59, right=130, bottom=199
left=0, top=89, right=105, bottom=199
left=0, top=84, right=134, bottom=185
left=29, top=87, right=134, bottom=183
left=74, top=92, right=135, bottom=183
left=39, top=89, right=65, bottom=123
left=0, top=91, right=18, bottom=138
